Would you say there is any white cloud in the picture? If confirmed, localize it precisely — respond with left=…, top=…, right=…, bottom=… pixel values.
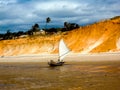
left=0, top=0, right=17, bottom=5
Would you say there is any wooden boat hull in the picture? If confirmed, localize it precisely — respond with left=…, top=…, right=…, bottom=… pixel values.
left=48, top=61, right=64, bottom=66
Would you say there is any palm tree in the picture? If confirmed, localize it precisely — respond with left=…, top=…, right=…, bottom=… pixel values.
left=33, top=23, right=40, bottom=32
left=64, top=22, right=69, bottom=31
left=45, top=17, right=51, bottom=30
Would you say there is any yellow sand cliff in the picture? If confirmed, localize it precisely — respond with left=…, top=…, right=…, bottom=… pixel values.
left=0, top=17, right=120, bottom=56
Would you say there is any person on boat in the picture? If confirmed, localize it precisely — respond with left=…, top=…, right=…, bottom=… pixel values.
left=50, top=60, right=56, bottom=64
left=58, top=59, right=60, bottom=62
left=57, top=58, right=64, bottom=63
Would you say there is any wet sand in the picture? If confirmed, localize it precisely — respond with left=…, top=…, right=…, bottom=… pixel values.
left=0, top=53, right=120, bottom=90
left=0, top=53, right=120, bottom=62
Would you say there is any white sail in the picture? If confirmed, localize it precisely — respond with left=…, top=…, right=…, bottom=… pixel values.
left=59, top=39, right=70, bottom=61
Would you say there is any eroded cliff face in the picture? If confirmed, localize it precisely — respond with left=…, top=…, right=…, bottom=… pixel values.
left=66, top=17, right=120, bottom=53
left=0, top=17, right=120, bottom=56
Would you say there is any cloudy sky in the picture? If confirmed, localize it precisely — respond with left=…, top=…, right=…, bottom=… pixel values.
left=0, top=0, right=120, bottom=33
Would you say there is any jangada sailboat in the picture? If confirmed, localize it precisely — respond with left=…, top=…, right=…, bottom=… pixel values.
left=48, top=39, right=70, bottom=66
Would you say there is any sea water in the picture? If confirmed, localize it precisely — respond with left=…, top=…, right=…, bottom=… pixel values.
left=0, top=61, right=120, bottom=90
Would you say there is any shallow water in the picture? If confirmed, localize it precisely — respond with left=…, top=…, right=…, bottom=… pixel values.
left=0, top=61, right=120, bottom=90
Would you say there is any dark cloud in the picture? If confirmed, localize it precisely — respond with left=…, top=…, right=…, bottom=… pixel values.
left=0, top=0, right=120, bottom=32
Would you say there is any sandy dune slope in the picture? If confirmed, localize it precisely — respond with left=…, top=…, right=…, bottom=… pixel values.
left=0, top=16, right=120, bottom=56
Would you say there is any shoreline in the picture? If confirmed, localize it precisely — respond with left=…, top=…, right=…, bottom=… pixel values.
left=0, top=53, right=120, bottom=62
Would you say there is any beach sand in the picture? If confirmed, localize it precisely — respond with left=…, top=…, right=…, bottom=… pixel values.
left=0, top=53, right=120, bottom=62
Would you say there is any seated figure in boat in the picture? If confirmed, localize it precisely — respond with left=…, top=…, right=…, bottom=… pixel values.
left=49, top=60, right=56, bottom=64
left=50, top=59, right=61, bottom=63
left=58, top=59, right=60, bottom=62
